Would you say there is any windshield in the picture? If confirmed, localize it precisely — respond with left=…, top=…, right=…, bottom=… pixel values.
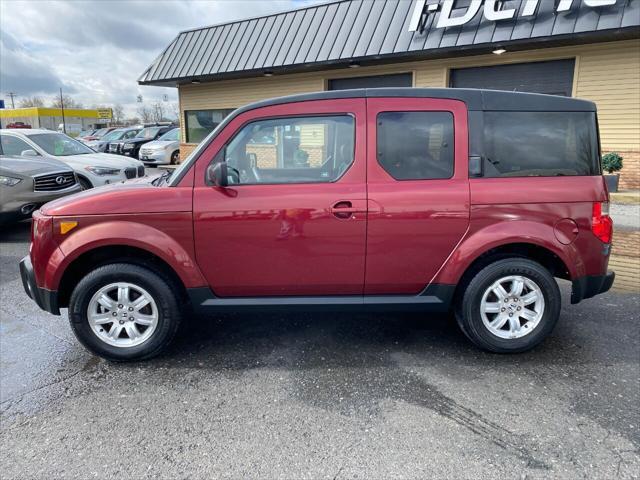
left=135, top=127, right=161, bottom=139
left=92, top=128, right=109, bottom=138
left=101, top=129, right=125, bottom=142
left=79, top=130, right=95, bottom=137
left=29, top=133, right=95, bottom=156
left=158, top=128, right=180, bottom=142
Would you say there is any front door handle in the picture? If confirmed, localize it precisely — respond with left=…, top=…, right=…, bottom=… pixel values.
left=330, top=200, right=366, bottom=219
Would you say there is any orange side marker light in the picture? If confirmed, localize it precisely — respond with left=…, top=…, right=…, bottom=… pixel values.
left=60, top=221, right=78, bottom=235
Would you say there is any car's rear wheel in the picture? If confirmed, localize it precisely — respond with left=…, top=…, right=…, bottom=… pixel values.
left=68, top=263, right=181, bottom=361
left=170, top=150, right=179, bottom=165
left=455, top=258, right=561, bottom=353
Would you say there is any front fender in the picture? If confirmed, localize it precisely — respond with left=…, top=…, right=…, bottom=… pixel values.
left=46, top=216, right=207, bottom=291
left=432, top=220, right=582, bottom=285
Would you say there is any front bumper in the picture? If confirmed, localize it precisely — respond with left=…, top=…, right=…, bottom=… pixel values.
left=571, top=271, right=615, bottom=304
left=139, top=150, right=170, bottom=164
left=19, top=255, right=60, bottom=315
left=1, top=183, right=82, bottom=221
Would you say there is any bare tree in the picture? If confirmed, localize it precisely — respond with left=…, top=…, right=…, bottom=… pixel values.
left=169, top=102, right=180, bottom=121
left=113, top=104, right=125, bottom=125
left=18, top=96, right=45, bottom=107
left=50, top=94, right=83, bottom=109
left=136, top=105, right=153, bottom=123
left=151, top=102, right=165, bottom=122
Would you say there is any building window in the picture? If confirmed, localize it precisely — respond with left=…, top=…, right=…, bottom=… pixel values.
left=184, top=109, right=235, bottom=144
left=377, top=111, right=454, bottom=180
left=327, top=73, right=413, bottom=91
left=222, top=115, right=355, bottom=185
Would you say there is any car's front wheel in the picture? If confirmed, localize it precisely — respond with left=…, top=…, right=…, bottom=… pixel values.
left=68, top=263, right=182, bottom=361
left=455, top=258, right=561, bottom=353
left=78, top=177, right=92, bottom=190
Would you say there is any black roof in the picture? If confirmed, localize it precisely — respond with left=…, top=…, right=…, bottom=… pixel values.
left=140, top=0, right=639, bottom=86
left=230, top=88, right=597, bottom=113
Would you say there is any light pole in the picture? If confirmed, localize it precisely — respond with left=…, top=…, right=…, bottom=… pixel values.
left=59, top=88, right=66, bottom=134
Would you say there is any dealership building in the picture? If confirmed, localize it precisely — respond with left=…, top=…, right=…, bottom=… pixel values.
left=140, top=0, right=640, bottom=188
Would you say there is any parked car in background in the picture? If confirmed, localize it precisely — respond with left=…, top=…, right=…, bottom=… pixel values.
left=78, top=129, right=97, bottom=140
left=85, top=127, right=141, bottom=153
left=58, top=123, right=83, bottom=136
left=138, top=127, right=180, bottom=165
left=82, top=127, right=117, bottom=142
left=108, top=125, right=174, bottom=158
left=6, top=122, right=32, bottom=129
left=0, top=129, right=145, bottom=189
left=0, top=154, right=81, bottom=225
left=19, top=89, right=614, bottom=361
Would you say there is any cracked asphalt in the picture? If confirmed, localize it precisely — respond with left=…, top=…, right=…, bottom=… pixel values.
left=1, top=220, right=639, bottom=479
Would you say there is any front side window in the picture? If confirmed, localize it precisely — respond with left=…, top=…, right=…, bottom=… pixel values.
left=136, top=127, right=161, bottom=140
left=377, top=111, right=454, bottom=180
left=0, top=135, right=37, bottom=156
left=123, top=129, right=141, bottom=139
left=222, top=115, right=355, bottom=185
left=29, top=133, right=94, bottom=156
left=185, top=109, right=235, bottom=144
left=483, top=111, right=600, bottom=177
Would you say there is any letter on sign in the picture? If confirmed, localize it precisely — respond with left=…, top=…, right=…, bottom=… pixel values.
left=436, top=0, right=482, bottom=28
left=484, top=0, right=517, bottom=21
left=584, top=0, right=616, bottom=5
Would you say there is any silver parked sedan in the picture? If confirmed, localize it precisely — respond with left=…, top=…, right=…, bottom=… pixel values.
left=138, top=127, right=180, bottom=165
left=0, top=155, right=81, bottom=224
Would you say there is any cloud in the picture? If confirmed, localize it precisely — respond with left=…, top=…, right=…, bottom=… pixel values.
left=0, top=30, right=75, bottom=95
left=0, top=0, right=321, bottom=117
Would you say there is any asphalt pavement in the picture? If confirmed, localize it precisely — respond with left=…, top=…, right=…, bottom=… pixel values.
left=1, top=220, right=639, bottom=479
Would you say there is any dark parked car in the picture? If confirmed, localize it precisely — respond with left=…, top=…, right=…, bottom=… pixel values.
left=20, top=89, right=614, bottom=361
left=85, top=127, right=141, bottom=153
left=0, top=154, right=81, bottom=224
left=108, top=125, right=174, bottom=158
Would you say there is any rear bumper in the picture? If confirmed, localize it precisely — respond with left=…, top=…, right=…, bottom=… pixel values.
left=19, top=255, right=60, bottom=315
left=571, top=271, right=615, bottom=304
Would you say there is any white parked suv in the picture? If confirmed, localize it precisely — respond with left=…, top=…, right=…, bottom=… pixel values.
left=138, top=127, right=180, bottom=165
left=0, top=129, right=145, bottom=189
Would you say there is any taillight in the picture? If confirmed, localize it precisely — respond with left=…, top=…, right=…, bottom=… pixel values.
left=592, top=202, right=613, bottom=244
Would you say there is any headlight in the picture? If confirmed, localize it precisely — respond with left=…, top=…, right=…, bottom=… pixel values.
left=85, top=166, right=121, bottom=176
left=0, top=175, right=22, bottom=186
left=123, top=143, right=135, bottom=150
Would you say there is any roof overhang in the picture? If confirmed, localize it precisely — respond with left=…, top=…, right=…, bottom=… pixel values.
left=139, top=0, right=640, bottom=88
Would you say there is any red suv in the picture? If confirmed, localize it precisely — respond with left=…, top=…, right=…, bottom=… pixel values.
left=20, top=89, right=614, bottom=361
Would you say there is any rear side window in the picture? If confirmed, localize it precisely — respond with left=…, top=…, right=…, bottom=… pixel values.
left=483, top=111, right=600, bottom=177
left=377, top=112, right=454, bottom=180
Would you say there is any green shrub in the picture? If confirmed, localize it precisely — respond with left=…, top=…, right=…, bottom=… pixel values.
left=602, top=152, right=623, bottom=174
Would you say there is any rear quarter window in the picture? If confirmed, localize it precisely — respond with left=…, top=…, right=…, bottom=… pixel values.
left=482, top=111, right=600, bottom=177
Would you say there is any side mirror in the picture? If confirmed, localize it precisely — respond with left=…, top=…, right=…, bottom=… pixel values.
left=21, top=149, right=39, bottom=157
left=206, top=162, right=228, bottom=187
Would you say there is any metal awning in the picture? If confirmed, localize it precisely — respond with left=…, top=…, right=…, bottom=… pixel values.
left=139, top=0, right=640, bottom=86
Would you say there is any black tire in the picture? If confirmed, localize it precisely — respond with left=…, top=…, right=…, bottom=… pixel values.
left=78, top=177, right=92, bottom=190
left=455, top=258, right=561, bottom=353
left=170, top=150, right=179, bottom=165
left=68, top=263, right=182, bottom=361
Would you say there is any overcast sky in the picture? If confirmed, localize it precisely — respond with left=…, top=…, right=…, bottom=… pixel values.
left=0, top=0, right=319, bottom=117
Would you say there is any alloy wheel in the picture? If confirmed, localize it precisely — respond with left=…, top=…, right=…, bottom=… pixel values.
left=480, top=275, right=545, bottom=339
left=87, top=282, right=159, bottom=348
